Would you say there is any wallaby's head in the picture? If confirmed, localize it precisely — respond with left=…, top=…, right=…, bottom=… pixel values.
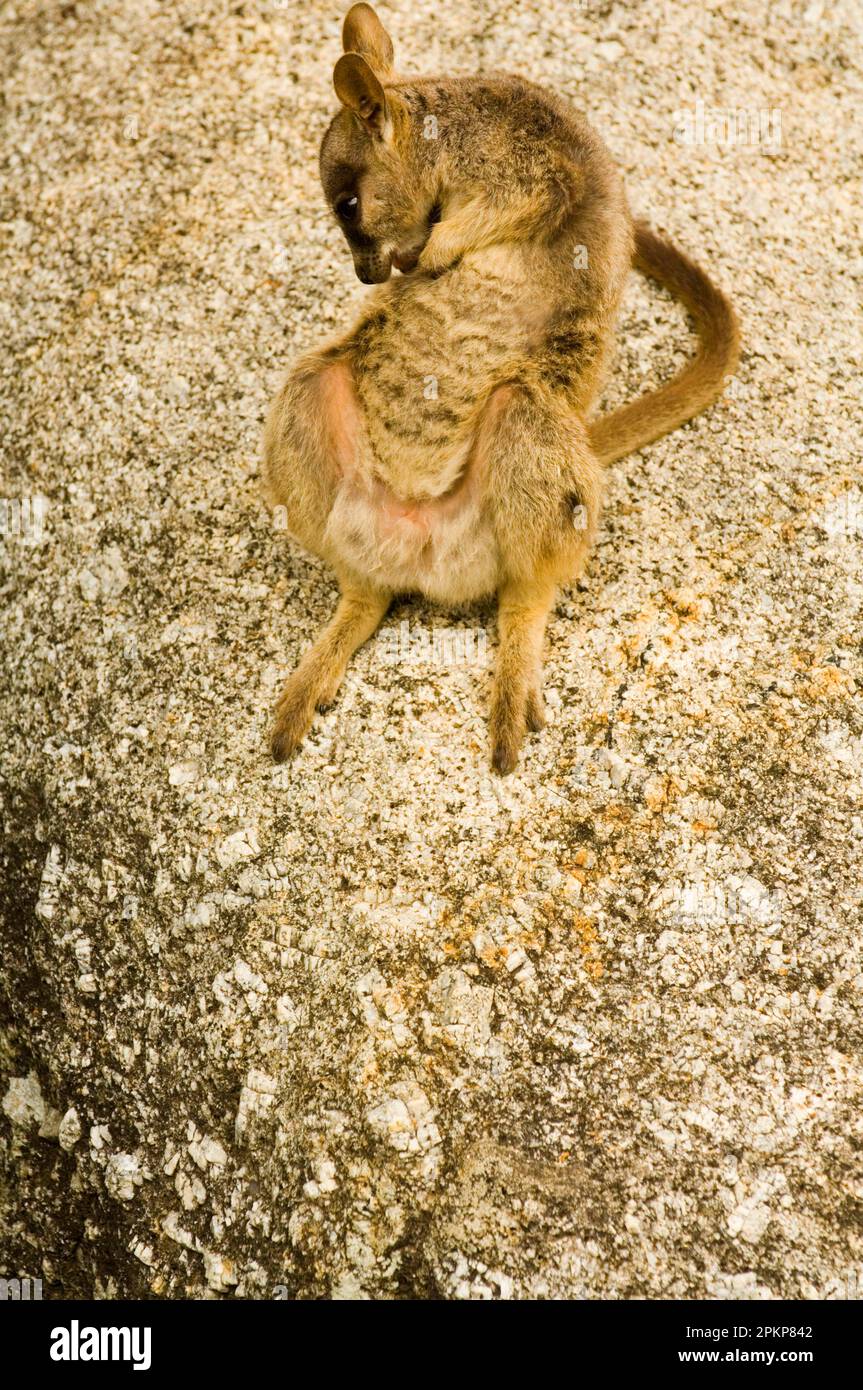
left=319, top=4, right=437, bottom=283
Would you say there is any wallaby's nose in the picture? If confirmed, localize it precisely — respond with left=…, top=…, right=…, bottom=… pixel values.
left=355, top=258, right=392, bottom=284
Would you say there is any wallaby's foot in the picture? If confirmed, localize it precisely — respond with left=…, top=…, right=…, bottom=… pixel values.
left=271, top=668, right=326, bottom=762
left=314, top=666, right=348, bottom=712
left=489, top=694, right=526, bottom=775
left=489, top=683, right=546, bottom=774
left=524, top=685, right=546, bottom=732
left=270, top=581, right=389, bottom=762
left=489, top=579, right=556, bottom=774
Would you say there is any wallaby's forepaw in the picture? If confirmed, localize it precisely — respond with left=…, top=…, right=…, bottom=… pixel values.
left=417, top=227, right=457, bottom=275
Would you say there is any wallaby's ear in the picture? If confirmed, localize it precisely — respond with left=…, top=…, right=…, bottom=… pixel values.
left=333, top=52, right=389, bottom=136
left=342, top=3, right=395, bottom=78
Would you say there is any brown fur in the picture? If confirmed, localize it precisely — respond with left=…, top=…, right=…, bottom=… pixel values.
left=262, top=4, right=739, bottom=772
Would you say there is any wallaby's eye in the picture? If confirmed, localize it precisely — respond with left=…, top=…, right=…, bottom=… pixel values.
left=336, top=194, right=359, bottom=224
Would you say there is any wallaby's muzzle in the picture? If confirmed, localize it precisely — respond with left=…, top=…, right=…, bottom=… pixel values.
left=353, top=252, right=392, bottom=284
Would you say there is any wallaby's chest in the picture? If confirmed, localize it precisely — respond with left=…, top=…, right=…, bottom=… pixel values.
left=349, top=256, right=548, bottom=497
left=320, top=255, right=552, bottom=600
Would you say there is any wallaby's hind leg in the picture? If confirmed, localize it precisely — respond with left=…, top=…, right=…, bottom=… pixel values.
left=271, top=577, right=390, bottom=762
left=491, top=578, right=557, bottom=774
left=262, top=351, right=360, bottom=560
left=264, top=352, right=388, bottom=761
left=481, top=382, right=604, bottom=773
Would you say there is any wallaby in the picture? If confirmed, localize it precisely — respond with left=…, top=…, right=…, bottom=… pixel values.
left=262, top=3, right=739, bottom=773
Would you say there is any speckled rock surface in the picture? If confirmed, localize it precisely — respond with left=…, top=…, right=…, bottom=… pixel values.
left=1, top=0, right=861, bottom=1300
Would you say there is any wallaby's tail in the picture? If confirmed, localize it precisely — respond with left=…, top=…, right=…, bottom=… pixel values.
left=589, top=221, right=740, bottom=467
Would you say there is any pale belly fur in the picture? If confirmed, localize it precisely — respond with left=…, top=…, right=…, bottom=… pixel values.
left=323, top=444, right=499, bottom=604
